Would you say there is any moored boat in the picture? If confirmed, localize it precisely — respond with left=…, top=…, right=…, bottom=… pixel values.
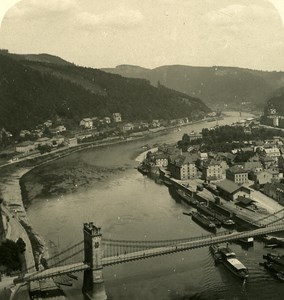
left=238, top=237, right=254, bottom=246
left=191, top=211, right=216, bottom=232
left=209, top=245, right=222, bottom=263
left=263, top=253, right=284, bottom=267
left=183, top=211, right=192, bottom=216
left=137, top=164, right=149, bottom=175
left=196, top=203, right=235, bottom=227
left=218, top=246, right=249, bottom=279
left=176, top=189, right=198, bottom=206
left=262, top=261, right=284, bottom=281
left=207, top=216, right=222, bottom=227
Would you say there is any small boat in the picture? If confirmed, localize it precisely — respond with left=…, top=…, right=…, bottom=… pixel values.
left=162, top=177, right=172, bottom=187
left=176, top=189, right=197, bottom=206
left=264, top=244, right=279, bottom=249
left=191, top=211, right=216, bottom=232
left=209, top=245, right=222, bottom=263
left=67, top=273, right=78, bottom=280
left=207, top=216, right=222, bottom=227
left=238, top=237, right=254, bottom=246
left=183, top=211, right=192, bottom=216
left=263, top=235, right=284, bottom=248
left=196, top=204, right=235, bottom=227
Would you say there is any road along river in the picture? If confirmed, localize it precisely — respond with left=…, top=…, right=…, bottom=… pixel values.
left=23, top=112, right=284, bottom=300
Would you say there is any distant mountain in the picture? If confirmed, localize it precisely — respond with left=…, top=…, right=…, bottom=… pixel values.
left=102, top=65, right=284, bottom=109
left=0, top=54, right=210, bottom=135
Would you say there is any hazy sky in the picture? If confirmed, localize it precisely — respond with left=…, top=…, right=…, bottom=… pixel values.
left=1, top=0, right=284, bottom=70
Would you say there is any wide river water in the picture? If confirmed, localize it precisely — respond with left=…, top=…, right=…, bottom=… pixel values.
left=25, top=112, right=284, bottom=300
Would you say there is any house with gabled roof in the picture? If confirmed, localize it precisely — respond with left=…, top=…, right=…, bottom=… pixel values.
left=202, top=159, right=222, bottom=181
left=168, top=153, right=198, bottom=180
left=215, top=179, right=251, bottom=201
left=80, top=118, right=93, bottom=129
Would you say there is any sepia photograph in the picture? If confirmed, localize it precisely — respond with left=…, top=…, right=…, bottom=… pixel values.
left=1, top=0, right=284, bottom=299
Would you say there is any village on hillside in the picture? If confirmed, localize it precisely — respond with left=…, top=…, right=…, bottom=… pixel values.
left=0, top=111, right=222, bottom=166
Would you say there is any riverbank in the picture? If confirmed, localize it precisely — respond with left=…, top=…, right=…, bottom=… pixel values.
left=0, top=167, right=45, bottom=269
left=0, top=112, right=257, bottom=298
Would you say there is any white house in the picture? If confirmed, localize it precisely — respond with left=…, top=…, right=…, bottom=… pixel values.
left=80, top=118, right=93, bottom=129
left=112, top=113, right=122, bottom=123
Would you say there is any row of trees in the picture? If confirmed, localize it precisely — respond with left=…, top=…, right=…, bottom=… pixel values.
left=178, top=125, right=284, bottom=154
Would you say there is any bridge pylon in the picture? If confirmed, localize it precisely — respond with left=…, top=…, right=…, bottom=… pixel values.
left=82, top=222, right=107, bottom=300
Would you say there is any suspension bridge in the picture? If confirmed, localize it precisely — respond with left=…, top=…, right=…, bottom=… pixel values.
left=14, top=210, right=284, bottom=299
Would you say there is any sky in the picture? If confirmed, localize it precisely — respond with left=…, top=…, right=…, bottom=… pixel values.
left=0, top=0, right=284, bottom=71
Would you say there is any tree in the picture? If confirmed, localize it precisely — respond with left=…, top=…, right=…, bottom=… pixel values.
left=16, top=238, right=26, bottom=253
left=0, top=240, right=21, bottom=273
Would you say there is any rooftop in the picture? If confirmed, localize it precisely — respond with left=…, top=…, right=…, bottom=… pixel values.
left=216, top=179, right=242, bottom=194
left=227, top=165, right=248, bottom=174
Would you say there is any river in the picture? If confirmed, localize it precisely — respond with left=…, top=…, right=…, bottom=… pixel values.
left=23, top=112, right=284, bottom=300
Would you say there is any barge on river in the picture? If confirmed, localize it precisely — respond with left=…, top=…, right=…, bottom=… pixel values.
left=261, top=253, right=284, bottom=281
left=191, top=211, right=216, bottom=232
left=196, top=203, right=235, bottom=227
left=210, top=245, right=249, bottom=279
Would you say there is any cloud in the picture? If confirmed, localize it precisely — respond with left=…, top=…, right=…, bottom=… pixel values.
left=269, top=0, right=284, bottom=26
left=76, top=7, right=144, bottom=30
left=205, top=4, right=277, bottom=26
left=7, top=0, right=78, bottom=19
left=0, top=0, right=21, bottom=26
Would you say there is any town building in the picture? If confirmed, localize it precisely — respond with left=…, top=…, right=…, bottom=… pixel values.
left=112, top=113, right=122, bottom=123
left=188, top=132, right=203, bottom=142
left=15, top=141, right=35, bottom=153
left=80, top=118, right=93, bottom=129
left=44, top=120, right=53, bottom=127
left=261, top=156, right=278, bottom=169
left=122, top=123, right=134, bottom=132
left=263, top=182, right=284, bottom=205
left=249, top=171, right=273, bottom=187
left=104, top=117, right=111, bottom=124
left=66, top=137, right=78, bottom=147
left=31, top=129, right=43, bottom=138
left=262, top=147, right=281, bottom=158
left=202, top=160, right=222, bottom=181
left=152, top=120, right=161, bottom=127
left=226, top=165, right=248, bottom=184
left=19, top=130, right=31, bottom=138
left=168, top=154, right=198, bottom=180
left=52, top=135, right=65, bottom=146
left=243, top=161, right=263, bottom=173
left=50, top=125, right=67, bottom=135
left=35, top=137, right=52, bottom=147
left=153, top=154, right=168, bottom=167
left=215, top=179, right=251, bottom=201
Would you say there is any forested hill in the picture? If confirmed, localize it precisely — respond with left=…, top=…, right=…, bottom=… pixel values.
left=265, top=87, right=284, bottom=115
left=0, top=54, right=210, bottom=134
left=102, top=65, right=284, bottom=109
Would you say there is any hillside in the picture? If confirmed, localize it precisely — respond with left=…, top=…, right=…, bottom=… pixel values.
left=102, top=65, right=284, bottom=109
left=265, top=92, right=284, bottom=116
left=0, top=54, right=210, bottom=135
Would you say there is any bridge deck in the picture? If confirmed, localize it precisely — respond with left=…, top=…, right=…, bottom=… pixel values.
left=16, top=262, right=89, bottom=283
left=17, top=223, right=284, bottom=282
left=102, top=223, right=284, bottom=266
